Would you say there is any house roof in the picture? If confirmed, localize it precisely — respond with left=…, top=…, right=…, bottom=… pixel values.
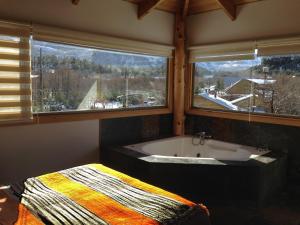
left=199, top=93, right=238, bottom=110
left=225, top=78, right=276, bottom=92
left=246, top=79, right=276, bottom=85
left=230, top=94, right=253, bottom=104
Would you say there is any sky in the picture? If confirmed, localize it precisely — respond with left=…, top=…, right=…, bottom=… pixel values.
left=198, top=58, right=262, bottom=72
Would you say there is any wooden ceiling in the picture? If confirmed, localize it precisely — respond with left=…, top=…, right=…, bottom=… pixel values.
left=124, top=0, right=263, bottom=20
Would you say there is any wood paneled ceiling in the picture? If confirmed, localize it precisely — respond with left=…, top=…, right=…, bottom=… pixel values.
left=124, top=0, right=263, bottom=20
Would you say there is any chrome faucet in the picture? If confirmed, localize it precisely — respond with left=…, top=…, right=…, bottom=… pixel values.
left=193, top=132, right=212, bottom=145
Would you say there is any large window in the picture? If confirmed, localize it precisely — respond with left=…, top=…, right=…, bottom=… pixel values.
left=31, top=40, right=168, bottom=113
left=193, top=54, right=300, bottom=117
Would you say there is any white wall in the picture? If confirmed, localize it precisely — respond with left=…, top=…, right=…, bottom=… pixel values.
left=0, top=121, right=99, bottom=184
left=188, top=0, right=300, bottom=45
left=0, top=0, right=174, bottom=45
left=0, top=0, right=174, bottom=184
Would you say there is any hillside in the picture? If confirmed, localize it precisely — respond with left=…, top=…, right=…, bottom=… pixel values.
left=31, top=40, right=166, bottom=68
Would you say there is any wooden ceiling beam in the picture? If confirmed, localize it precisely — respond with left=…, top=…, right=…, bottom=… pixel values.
left=173, top=0, right=189, bottom=136
left=215, top=0, right=236, bottom=20
left=71, top=0, right=80, bottom=5
left=182, top=0, right=190, bottom=18
left=138, top=0, right=165, bottom=19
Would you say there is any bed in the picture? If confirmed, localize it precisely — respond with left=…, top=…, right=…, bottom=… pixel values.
left=2, top=164, right=210, bottom=225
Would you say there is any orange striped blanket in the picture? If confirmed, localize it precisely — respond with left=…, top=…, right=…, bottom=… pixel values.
left=15, top=164, right=209, bottom=225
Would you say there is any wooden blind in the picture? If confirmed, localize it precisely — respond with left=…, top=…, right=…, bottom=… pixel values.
left=32, top=24, right=174, bottom=58
left=0, top=24, right=32, bottom=123
left=257, top=36, right=300, bottom=57
left=189, top=41, right=256, bottom=63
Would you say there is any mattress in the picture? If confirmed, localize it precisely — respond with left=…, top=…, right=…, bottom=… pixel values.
left=12, top=164, right=210, bottom=225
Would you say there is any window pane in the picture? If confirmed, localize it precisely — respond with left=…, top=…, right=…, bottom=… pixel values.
left=193, top=59, right=257, bottom=112
left=31, top=40, right=167, bottom=113
left=255, top=54, right=300, bottom=116
left=193, top=54, right=300, bottom=117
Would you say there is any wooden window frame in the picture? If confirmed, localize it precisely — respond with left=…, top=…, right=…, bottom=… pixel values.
left=31, top=58, right=174, bottom=124
left=185, top=63, right=300, bottom=128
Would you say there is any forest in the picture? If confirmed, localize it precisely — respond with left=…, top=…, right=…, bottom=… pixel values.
left=31, top=46, right=167, bottom=113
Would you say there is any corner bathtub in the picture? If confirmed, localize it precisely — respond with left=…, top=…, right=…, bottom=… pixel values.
left=104, top=136, right=285, bottom=205
left=125, top=136, right=270, bottom=162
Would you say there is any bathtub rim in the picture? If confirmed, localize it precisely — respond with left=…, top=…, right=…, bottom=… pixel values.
left=108, top=142, right=282, bottom=167
left=124, top=135, right=270, bottom=162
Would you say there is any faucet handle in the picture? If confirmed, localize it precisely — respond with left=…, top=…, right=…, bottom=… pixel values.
left=196, top=132, right=212, bottom=139
left=195, top=131, right=206, bottom=136
left=205, top=135, right=212, bottom=139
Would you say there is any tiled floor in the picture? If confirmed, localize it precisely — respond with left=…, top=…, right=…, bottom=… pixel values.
left=209, top=192, right=300, bottom=225
left=211, top=205, right=300, bottom=225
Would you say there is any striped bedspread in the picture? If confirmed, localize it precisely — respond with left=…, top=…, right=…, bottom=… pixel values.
left=15, top=164, right=209, bottom=225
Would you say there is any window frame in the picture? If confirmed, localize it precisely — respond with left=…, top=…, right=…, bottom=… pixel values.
left=32, top=54, right=174, bottom=124
left=186, top=63, right=300, bottom=128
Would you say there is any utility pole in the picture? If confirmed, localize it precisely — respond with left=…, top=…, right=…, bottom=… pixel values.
left=125, top=70, right=129, bottom=108
left=39, top=48, right=44, bottom=111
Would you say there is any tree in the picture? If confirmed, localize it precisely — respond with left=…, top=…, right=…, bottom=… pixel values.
left=216, top=78, right=224, bottom=92
left=272, top=75, right=300, bottom=115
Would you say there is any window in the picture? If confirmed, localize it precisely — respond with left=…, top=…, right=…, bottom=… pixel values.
left=192, top=54, right=300, bottom=117
left=31, top=40, right=168, bottom=113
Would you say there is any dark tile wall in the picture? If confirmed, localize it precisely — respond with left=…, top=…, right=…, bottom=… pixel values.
left=100, top=114, right=173, bottom=149
left=99, top=113, right=299, bottom=201
left=185, top=115, right=300, bottom=186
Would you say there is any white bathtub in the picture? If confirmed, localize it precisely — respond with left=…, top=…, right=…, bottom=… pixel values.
left=125, top=136, right=270, bottom=162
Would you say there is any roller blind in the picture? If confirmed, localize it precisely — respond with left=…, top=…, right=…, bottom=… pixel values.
left=32, top=24, right=174, bottom=58
left=0, top=22, right=32, bottom=123
left=257, top=36, right=300, bottom=57
left=189, top=41, right=256, bottom=62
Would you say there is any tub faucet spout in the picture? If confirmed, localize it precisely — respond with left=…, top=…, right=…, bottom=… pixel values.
left=194, top=132, right=212, bottom=145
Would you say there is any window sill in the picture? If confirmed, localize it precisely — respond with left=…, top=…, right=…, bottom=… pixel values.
left=186, top=108, right=300, bottom=128
left=0, top=107, right=172, bottom=127
left=33, top=107, right=172, bottom=124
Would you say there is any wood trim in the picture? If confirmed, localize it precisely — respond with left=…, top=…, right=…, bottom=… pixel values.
left=0, top=107, right=172, bottom=127
left=34, top=107, right=172, bottom=124
left=215, top=0, right=236, bottom=21
left=186, top=108, right=300, bottom=128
